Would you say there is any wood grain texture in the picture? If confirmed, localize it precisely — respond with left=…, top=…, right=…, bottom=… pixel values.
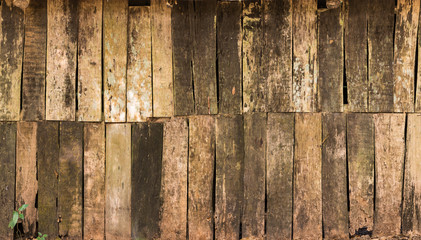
left=21, top=0, right=46, bottom=121
left=188, top=116, right=215, bottom=240
left=77, top=0, right=102, bottom=121
left=373, top=114, right=405, bottom=237
left=292, top=0, right=317, bottom=112
left=160, top=118, right=188, bottom=239
left=152, top=0, right=173, bottom=117
left=128, top=6, right=152, bottom=121
left=46, top=0, right=77, bottom=121
left=266, top=113, right=293, bottom=239
left=322, top=113, right=348, bottom=239
left=215, top=115, right=244, bottom=239
left=103, top=0, right=128, bottom=122
left=242, top=113, right=266, bottom=238
left=217, top=1, right=242, bottom=115
left=83, top=123, right=105, bottom=240
left=347, top=114, right=374, bottom=237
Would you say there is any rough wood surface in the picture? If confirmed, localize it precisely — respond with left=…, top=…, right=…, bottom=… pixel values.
left=105, top=124, right=131, bottom=239
left=347, top=114, right=374, bottom=237
left=293, top=113, right=322, bottom=239
left=83, top=123, right=105, bottom=240
left=217, top=1, right=242, bottom=114
left=215, top=115, right=244, bottom=239
left=417, top=6, right=421, bottom=112
left=160, top=118, right=188, bottom=239
left=128, top=6, right=152, bottom=122
left=21, top=0, right=46, bottom=121
left=242, top=113, right=266, bottom=238
left=131, top=123, right=163, bottom=239
left=373, top=114, right=405, bottom=237
left=188, top=116, right=215, bottom=240
left=152, top=0, right=173, bottom=117
left=77, top=0, right=102, bottom=121
left=46, top=0, right=77, bottom=121
left=266, top=113, right=293, bottom=239
left=322, top=113, right=348, bottom=239
left=103, top=0, right=128, bottom=122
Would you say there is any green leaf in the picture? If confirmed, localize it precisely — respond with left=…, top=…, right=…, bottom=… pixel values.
left=18, top=204, right=28, bottom=211
left=8, top=211, right=18, bottom=229
left=19, top=213, right=24, bottom=220
left=38, top=232, right=42, bottom=236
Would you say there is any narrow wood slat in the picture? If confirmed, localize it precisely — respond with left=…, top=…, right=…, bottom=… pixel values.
left=266, top=113, right=293, bottom=239
left=373, top=114, right=405, bottom=237
left=46, top=0, right=77, bottom=121
left=21, top=0, right=47, bottom=121
left=215, top=115, right=244, bottom=239
left=103, top=0, right=128, bottom=122
left=160, top=118, right=188, bottom=239
left=77, top=0, right=102, bottom=121
left=417, top=6, right=421, bottom=111
left=83, top=123, right=105, bottom=240
left=128, top=6, right=152, bottom=121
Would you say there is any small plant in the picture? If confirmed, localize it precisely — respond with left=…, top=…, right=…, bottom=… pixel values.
left=8, top=204, right=27, bottom=229
left=36, top=232, right=48, bottom=240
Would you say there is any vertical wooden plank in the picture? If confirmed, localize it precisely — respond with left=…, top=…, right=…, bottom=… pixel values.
left=347, top=114, right=374, bottom=237
left=188, top=116, right=215, bottom=240
left=215, top=115, right=244, bottom=239
left=77, top=0, right=102, bottom=121
left=37, top=122, right=59, bottom=238
left=217, top=1, right=242, bottom=115
left=292, top=0, right=318, bottom=112
left=0, top=123, right=16, bottom=239
left=46, top=0, right=77, bottom=121
left=83, top=123, right=105, bottom=240
left=322, top=113, right=348, bottom=239
left=373, top=114, right=405, bottom=237
left=128, top=6, right=152, bottom=122
left=16, top=122, right=37, bottom=236
left=264, top=0, right=292, bottom=112
left=417, top=5, right=421, bottom=111
left=242, top=113, right=266, bottom=238
left=103, top=0, right=128, bottom=122
left=131, top=123, right=163, bottom=239
left=21, top=0, right=47, bottom=121
left=152, top=0, right=173, bottom=117
left=243, top=0, right=265, bottom=113
left=160, top=118, right=188, bottom=239
left=266, top=113, right=293, bottom=239
left=106, top=124, right=131, bottom=239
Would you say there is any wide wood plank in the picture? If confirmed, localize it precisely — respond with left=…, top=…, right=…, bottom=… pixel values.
left=266, top=113, right=293, bottom=239
left=21, top=0, right=47, bottom=121
left=128, top=6, right=152, bottom=121
left=83, top=123, right=105, bottom=240
left=373, top=114, right=405, bottom=237
left=103, top=0, right=128, bottom=122
left=46, top=0, right=77, bottom=121
left=77, top=0, right=102, bottom=121
left=188, top=116, right=215, bottom=239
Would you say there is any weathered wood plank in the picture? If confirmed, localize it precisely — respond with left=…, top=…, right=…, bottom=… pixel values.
left=46, top=0, right=77, bottom=121
left=347, top=114, right=374, bottom=237
left=160, top=118, right=188, bottom=239
left=293, top=113, right=322, bottom=239
left=131, top=123, right=163, bottom=239
left=292, top=0, right=317, bottom=112
left=128, top=6, right=152, bottom=122
left=103, top=0, right=128, bottom=122
left=264, top=0, right=292, bottom=112
left=152, top=0, right=173, bottom=117
left=322, top=113, right=348, bottom=239
left=266, top=113, right=293, bottom=239
left=106, top=124, right=131, bottom=239
left=217, top=1, right=242, bottom=114
left=83, top=123, right=105, bottom=240
left=373, top=114, right=405, bottom=237
left=417, top=5, right=421, bottom=111
left=77, top=0, right=102, bottom=121
left=215, top=115, right=244, bottom=239
left=243, top=0, right=264, bottom=113
left=21, top=0, right=46, bottom=121
left=188, top=116, right=215, bottom=240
